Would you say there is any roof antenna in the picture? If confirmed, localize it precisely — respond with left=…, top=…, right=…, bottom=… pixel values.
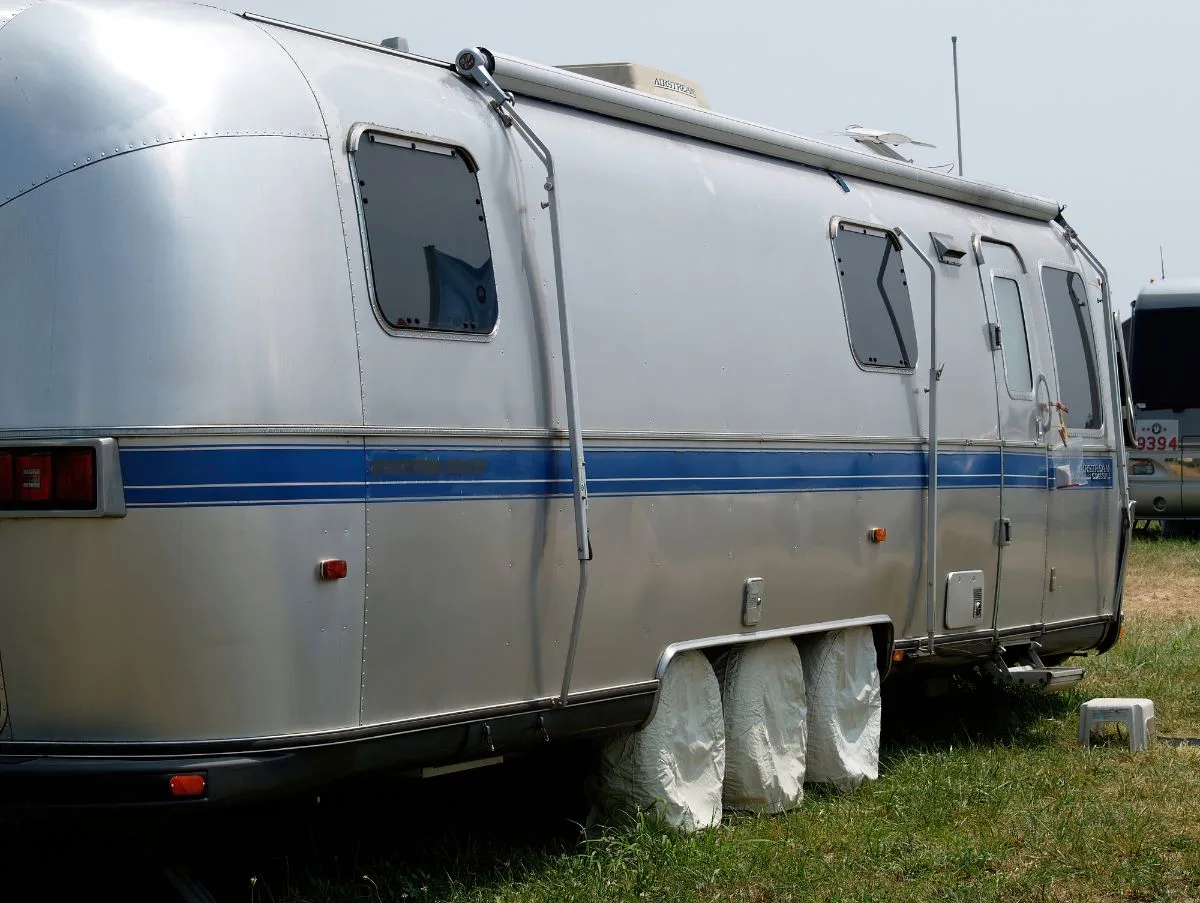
left=1160, top=245, right=1166, bottom=280
left=952, top=36, right=963, bottom=176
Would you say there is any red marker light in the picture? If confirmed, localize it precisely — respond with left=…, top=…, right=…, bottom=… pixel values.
left=319, top=559, right=348, bottom=580
left=168, top=773, right=207, bottom=798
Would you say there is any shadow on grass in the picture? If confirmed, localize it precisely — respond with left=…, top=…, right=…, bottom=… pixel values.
left=0, top=677, right=1087, bottom=901
left=880, top=667, right=1084, bottom=755
left=0, top=741, right=603, bottom=902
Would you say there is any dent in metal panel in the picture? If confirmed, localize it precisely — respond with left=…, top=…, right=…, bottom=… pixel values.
left=0, top=138, right=362, bottom=429
left=0, top=0, right=326, bottom=207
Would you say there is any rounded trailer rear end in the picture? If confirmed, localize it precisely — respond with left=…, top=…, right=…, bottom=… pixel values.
left=0, top=0, right=369, bottom=806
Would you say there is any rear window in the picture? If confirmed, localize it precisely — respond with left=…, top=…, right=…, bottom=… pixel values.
left=354, top=132, right=497, bottom=336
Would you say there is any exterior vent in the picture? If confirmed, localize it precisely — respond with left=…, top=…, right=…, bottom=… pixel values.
left=555, top=62, right=709, bottom=109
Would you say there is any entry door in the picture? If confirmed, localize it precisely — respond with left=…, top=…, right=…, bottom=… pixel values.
left=976, top=240, right=1051, bottom=630
left=1042, top=265, right=1116, bottom=623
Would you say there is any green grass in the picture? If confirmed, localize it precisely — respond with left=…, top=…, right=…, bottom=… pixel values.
left=6, top=537, right=1200, bottom=902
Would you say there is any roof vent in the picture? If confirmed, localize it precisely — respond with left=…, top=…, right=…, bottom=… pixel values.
left=556, top=62, right=709, bottom=109
left=381, top=36, right=409, bottom=52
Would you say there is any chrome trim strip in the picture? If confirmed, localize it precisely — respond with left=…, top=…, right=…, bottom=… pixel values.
left=972, top=234, right=1029, bottom=273
left=893, top=615, right=1113, bottom=650
left=0, top=425, right=1121, bottom=449
left=241, top=12, right=454, bottom=71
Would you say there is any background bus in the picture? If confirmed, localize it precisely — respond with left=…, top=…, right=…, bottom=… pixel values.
left=1125, top=279, right=1200, bottom=537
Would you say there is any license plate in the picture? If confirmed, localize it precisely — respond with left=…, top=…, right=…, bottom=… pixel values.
left=1134, top=418, right=1179, bottom=452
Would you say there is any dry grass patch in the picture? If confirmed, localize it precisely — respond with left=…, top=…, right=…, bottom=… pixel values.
left=1125, top=534, right=1200, bottom=616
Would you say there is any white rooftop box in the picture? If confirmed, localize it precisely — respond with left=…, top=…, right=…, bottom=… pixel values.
left=556, top=62, right=710, bottom=109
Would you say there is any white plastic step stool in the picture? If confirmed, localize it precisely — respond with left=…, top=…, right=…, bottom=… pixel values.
left=1078, top=698, right=1156, bottom=751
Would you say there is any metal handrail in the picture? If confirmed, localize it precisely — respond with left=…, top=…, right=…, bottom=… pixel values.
left=455, top=48, right=593, bottom=708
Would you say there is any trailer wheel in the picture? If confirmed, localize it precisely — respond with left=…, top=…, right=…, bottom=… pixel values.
left=589, top=650, right=725, bottom=831
left=718, top=638, right=807, bottom=814
left=797, top=627, right=882, bottom=792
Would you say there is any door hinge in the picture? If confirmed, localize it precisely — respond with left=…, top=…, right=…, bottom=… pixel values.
left=998, top=517, right=1012, bottom=546
left=1049, top=567, right=1057, bottom=592
left=989, top=323, right=1002, bottom=350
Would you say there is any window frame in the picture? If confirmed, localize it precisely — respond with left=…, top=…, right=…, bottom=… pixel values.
left=989, top=269, right=1036, bottom=401
left=1036, top=259, right=1105, bottom=436
left=828, top=217, right=919, bottom=375
left=347, top=122, right=500, bottom=343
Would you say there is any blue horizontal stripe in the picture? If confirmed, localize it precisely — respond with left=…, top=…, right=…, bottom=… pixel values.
left=117, top=444, right=1114, bottom=508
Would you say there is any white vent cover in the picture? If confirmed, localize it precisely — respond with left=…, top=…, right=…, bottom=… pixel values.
left=556, top=62, right=710, bottom=109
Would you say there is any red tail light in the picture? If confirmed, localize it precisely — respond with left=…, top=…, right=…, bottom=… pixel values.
left=0, top=446, right=96, bottom=510
left=0, top=453, right=12, bottom=504
left=54, top=449, right=96, bottom=504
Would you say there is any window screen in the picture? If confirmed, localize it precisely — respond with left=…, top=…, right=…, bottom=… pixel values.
left=993, top=276, right=1033, bottom=394
left=833, top=224, right=918, bottom=369
left=354, top=133, right=497, bottom=335
left=1041, top=267, right=1101, bottom=429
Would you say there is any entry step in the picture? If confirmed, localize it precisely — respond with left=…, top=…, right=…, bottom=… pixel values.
left=983, top=653, right=1085, bottom=692
left=1001, top=664, right=1085, bottom=691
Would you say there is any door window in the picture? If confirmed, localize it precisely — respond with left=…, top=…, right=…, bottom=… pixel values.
left=993, top=276, right=1033, bottom=395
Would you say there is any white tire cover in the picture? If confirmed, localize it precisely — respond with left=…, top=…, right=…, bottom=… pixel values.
left=592, top=650, right=725, bottom=831
left=720, top=637, right=807, bottom=813
left=799, top=627, right=881, bottom=791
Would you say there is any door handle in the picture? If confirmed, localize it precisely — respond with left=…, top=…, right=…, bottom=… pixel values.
left=1035, top=373, right=1052, bottom=442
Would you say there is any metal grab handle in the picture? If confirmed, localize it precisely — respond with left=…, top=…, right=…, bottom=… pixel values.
left=1034, top=373, right=1052, bottom=442
left=894, top=227, right=938, bottom=658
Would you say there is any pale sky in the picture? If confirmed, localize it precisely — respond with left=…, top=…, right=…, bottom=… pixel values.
left=217, top=0, right=1198, bottom=319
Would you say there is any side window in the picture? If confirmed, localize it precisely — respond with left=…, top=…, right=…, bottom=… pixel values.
left=993, top=276, right=1033, bottom=394
left=833, top=223, right=918, bottom=369
left=1041, top=266, right=1101, bottom=429
left=353, top=131, right=498, bottom=336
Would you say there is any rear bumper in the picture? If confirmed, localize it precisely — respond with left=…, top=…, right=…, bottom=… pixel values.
left=0, top=749, right=355, bottom=810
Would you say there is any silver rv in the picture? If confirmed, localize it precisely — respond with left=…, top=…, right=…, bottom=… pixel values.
left=0, top=0, right=1132, bottom=807
left=1126, top=280, right=1200, bottom=536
